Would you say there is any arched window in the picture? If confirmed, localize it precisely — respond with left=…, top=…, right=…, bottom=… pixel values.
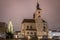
left=27, top=32, right=29, bottom=34
left=34, top=32, right=36, bottom=35
left=43, top=26, right=46, bottom=32
left=30, top=26, right=32, bottom=29
left=27, top=26, right=29, bottom=29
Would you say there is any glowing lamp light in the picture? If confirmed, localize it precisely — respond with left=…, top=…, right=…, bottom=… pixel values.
left=28, top=36, right=30, bottom=39
left=38, top=36, right=42, bottom=39
left=53, top=34, right=56, bottom=36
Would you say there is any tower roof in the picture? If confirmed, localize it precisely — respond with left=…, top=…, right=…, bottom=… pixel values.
left=36, top=0, right=41, bottom=10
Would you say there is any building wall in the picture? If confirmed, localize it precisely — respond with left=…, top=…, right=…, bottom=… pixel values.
left=25, top=31, right=36, bottom=36
left=34, top=9, right=48, bottom=37
left=36, top=21, right=48, bottom=37
left=0, top=22, right=7, bottom=34
left=21, top=23, right=36, bottom=29
left=34, top=10, right=42, bottom=19
left=0, top=22, right=7, bottom=38
left=48, top=31, right=60, bottom=37
left=21, top=3, right=48, bottom=38
left=21, top=23, right=36, bottom=36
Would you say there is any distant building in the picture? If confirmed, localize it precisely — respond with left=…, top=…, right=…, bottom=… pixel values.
left=14, top=31, right=21, bottom=38
left=21, top=0, right=48, bottom=39
left=14, top=31, right=25, bottom=39
left=0, top=22, right=7, bottom=38
left=15, top=31, right=21, bottom=35
left=48, top=30, right=60, bottom=39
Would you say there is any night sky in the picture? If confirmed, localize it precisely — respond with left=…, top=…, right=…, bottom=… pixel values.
left=0, top=0, right=60, bottom=31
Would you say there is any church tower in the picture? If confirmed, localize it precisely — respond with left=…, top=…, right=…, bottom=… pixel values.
left=33, top=0, right=48, bottom=39
left=21, top=0, right=48, bottom=39
left=33, top=0, right=41, bottom=19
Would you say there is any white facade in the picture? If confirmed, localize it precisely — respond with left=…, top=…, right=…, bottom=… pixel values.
left=48, top=31, right=60, bottom=39
left=21, top=22, right=37, bottom=36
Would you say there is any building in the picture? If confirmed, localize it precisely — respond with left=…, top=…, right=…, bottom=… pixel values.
left=14, top=31, right=21, bottom=38
left=0, top=22, right=7, bottom=38
left=14, top=31, right=25, bottom=39
left=21, top=0, right=48, bottom=39
left=48, top=30, right=60, bottom=39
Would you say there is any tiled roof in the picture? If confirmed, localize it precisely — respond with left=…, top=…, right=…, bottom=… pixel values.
left=22, top=19, right=35, bottom=23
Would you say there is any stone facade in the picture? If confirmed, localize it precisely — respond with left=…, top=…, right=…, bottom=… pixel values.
left=21, top=1, right=48, bottom=39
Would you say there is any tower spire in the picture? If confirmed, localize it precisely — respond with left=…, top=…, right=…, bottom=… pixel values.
left=36, top=0, right=41, bottom=10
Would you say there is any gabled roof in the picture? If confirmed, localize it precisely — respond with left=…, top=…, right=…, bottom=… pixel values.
left=22, top=19, right=35, bottom=23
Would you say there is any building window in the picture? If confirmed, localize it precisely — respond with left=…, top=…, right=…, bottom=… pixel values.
left=27, top=26, right=29, bottom=29
left=33, top=14, right=35, bottom=18
left=43, top=26, right=46, bottom=32
left=38, top=11, right=40, bottom=13
left=34, top=32, right=36, bottom=35
left=27, top=25, right=32, bottom=29
left=30, top=32, right=33, bottom=34
left=27, top=32, right=29, bottom=34
left=30, top=26, right=32, bottom=29
left=38, top=15, right=40, bottom=18
left=43, top=23, right=45, bottom=25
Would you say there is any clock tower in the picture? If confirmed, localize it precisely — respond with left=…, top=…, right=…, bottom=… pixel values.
left=33, top=0, right=48, bottom=38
